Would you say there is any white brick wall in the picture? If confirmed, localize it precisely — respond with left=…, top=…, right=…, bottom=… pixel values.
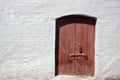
left=0, top=0, right=120, bottom=80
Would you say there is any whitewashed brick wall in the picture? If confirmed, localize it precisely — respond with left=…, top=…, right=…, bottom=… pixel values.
left=0, top=0, right=120, bottom=80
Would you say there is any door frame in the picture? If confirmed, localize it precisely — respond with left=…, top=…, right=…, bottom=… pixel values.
left=55, top=15, right=97, bottom=76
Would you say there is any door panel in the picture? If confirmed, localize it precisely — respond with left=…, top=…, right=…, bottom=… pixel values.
left=87, top=21, right=95, bottom=75
left=75, top=21, right=82, bottom=74
left=58, top=21, right=65, bottom=74
left=76, top=18, right=88, bottom=75
left=56, top=16, right=96, bottom=76
left=58, top=17, right=75, bottom=74
left=65, top=20, right=75, bottom=74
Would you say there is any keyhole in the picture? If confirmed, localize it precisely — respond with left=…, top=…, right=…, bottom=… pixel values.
left=79, top=47, right=82, bottom=54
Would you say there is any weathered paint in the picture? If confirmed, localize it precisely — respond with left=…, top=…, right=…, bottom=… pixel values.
left=0, top=0, right=120, bottom=80
left=56, top=15, right=95, bottom=76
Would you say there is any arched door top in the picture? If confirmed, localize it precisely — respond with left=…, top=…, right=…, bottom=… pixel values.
left=56, top=15, right=97, bottom=21
left=56, top=15, right=97, bottom=27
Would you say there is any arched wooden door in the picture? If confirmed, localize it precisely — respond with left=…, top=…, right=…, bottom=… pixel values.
left=55, top=15, right=96, bottom=76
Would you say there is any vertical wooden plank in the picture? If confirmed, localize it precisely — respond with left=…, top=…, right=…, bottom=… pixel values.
left=65, top=18, right=75, bottom=75
left=75, top=18, right=82, bottom=75
left=69, top=23, right=75, bottom=75
left=84, top=19, right=90, bottom=75
left=58, top=17, right=75, bottom=75
left=80, top=17, right=88, bottom=75
left=87, top=19, right=95, bottom=76
left=81, top=22, right=88, bottom=75
left=63, top=20, right=68, bottom=74
left=58, top=20, right=66, bottom=74
left=63, top=19, right=70, bottom=74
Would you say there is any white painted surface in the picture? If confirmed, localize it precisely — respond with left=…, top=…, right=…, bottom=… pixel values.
left=0, top=0, right=120, bottom=80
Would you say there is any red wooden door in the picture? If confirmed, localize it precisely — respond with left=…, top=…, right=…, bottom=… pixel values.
left=55, top=15, right=96, bottom=76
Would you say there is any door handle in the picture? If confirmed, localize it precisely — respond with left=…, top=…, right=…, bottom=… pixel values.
left=70, top=47, right=88, bottom=60
left=70, top=53, right=88, bottom=60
